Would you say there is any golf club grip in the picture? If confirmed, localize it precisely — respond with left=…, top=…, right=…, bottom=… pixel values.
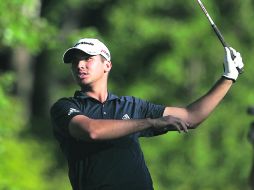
left=212, top=24, right=244, bottom=73
left=211, top=24, right=227, bottom=47
left=212, top=24, right=235, bottom=59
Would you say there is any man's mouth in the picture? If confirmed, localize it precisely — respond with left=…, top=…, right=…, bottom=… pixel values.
left=78, top=72, right=89, bottom=79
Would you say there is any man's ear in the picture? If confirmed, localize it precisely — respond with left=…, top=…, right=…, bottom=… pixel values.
left=104, top=61, right=112, bottom=73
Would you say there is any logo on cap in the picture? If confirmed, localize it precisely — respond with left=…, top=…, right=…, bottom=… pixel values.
left=63, top=38, right=111, bottom=63
left=74, top=42, right=94, bottom=47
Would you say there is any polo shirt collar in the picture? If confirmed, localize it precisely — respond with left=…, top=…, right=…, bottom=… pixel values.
left=74, top=90, right=119, bottom=101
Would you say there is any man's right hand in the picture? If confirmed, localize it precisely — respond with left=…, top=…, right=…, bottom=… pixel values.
left=150, top=115, right=190, bottom=133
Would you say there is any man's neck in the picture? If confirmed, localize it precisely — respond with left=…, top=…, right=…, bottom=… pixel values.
left=81, top=85, right=108, bottom=103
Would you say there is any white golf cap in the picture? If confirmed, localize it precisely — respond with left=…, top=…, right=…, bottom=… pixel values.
left=63, top=38, right=111, bottom=63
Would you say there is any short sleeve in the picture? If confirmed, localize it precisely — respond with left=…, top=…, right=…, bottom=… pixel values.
left=139, top=99, right=165, bottom=119
left=136, top=99, right=167, bottom=137
left=50, top=98, right=83, bottom=140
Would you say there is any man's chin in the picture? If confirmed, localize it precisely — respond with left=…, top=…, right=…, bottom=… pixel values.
left=77, top=78, right=90, bottom=84
left=78, top=81, right=91, bottom=88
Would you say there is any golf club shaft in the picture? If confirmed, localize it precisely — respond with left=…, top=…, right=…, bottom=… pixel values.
left=197, top=0, right=243, bottom=73
left=197, top=0, right=228, bottom=46
left=197, top=0, right=227, bottom=47
left=211, top=23, right=227, bottom=47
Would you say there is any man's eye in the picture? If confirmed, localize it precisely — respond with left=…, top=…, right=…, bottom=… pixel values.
left=86, top=57, right=93, bottom=61
left=72, top=60, right=78, bottom=66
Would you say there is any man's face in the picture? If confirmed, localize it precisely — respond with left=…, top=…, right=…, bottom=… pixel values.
left=71, top=53, right=111, bottom=87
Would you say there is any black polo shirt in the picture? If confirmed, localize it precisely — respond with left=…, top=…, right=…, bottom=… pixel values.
left=50, top=91, right=166, bottom=190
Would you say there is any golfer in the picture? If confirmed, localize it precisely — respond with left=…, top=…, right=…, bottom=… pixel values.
left=50, top=38, right=244, bottom=190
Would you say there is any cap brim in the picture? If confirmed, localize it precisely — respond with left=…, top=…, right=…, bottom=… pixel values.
left=63, top=48, right=96, bottom=63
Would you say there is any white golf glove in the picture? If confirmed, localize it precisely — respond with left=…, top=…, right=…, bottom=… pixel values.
left=223, top=47, right=244, bottom=82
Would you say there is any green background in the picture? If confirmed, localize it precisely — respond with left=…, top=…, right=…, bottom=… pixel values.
left=0, top=0, right=253, bottom=189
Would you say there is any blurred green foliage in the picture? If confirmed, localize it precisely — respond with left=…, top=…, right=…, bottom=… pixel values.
left=0, top=0, right=253, bottom=189
left=0, top=73, right=71, bottom=190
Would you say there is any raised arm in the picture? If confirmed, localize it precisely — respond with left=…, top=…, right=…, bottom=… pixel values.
left=163, top=47, right=244, bottom=128
left=164, top=77, right=232, bottom=128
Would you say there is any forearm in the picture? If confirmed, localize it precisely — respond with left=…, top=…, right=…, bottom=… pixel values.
left=88, top=118, right=152, bottom=140
left=70, top=115, right=153, bottom=141
left=187, top=77, right=233, bottom=126
left=70, top=115, right=189, bottom=141
left=164, top=77, right=233, bottom=127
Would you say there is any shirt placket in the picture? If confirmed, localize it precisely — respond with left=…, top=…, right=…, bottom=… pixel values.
left=101, top=103, right=107, bottom=119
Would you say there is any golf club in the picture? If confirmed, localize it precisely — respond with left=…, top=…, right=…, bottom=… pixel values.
left=196, top=0, right=244, bottom=73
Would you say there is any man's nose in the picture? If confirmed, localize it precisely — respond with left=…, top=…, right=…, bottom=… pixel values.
left=77, top=61, right=86, bottom=70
